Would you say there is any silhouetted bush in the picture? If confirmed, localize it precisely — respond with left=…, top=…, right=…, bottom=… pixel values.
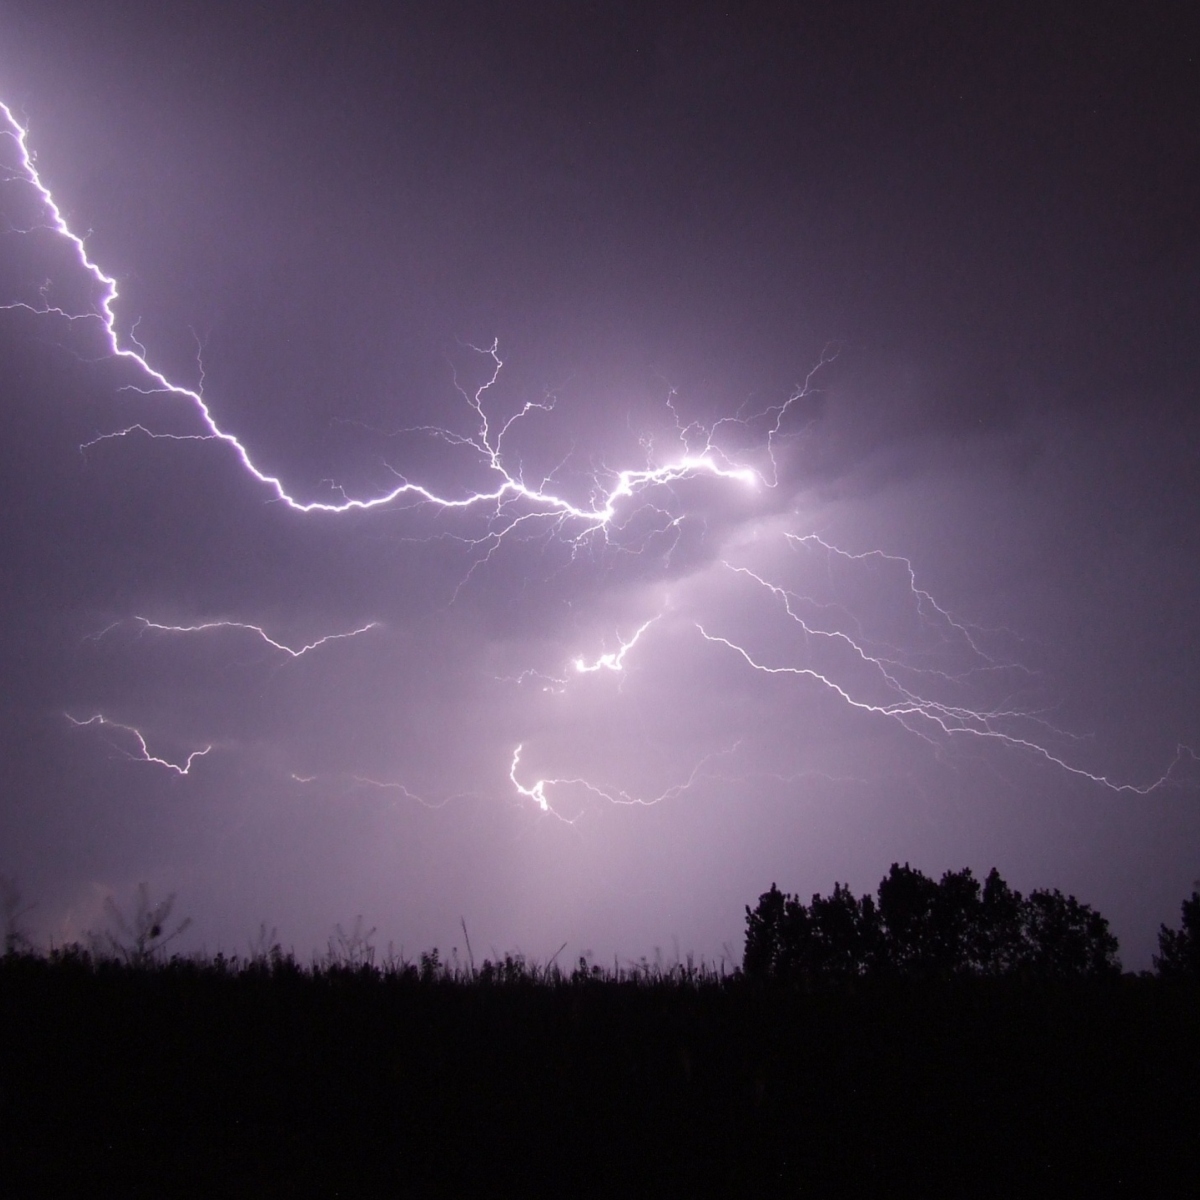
left=100, top=882, right=193, bottom=967
left=744, top=864, right=1121, bottom=984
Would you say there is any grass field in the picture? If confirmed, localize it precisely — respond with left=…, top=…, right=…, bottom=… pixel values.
left=2, top=947, right=1198, bottom=1197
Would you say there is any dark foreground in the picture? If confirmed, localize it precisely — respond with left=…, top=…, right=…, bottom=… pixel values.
left=2, top=953, right=1197, bottom=1198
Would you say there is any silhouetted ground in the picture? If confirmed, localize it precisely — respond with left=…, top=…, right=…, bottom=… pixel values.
left=2, top=953, right=1197, bottom=1197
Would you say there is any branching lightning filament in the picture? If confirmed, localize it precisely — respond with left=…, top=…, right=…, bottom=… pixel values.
left=0, top=101, right=785, bottom=553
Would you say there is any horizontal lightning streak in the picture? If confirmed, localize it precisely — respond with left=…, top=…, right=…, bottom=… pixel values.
left=130, top=616, right=379, bottom=657
left=66, top=714, right=211, bottom=775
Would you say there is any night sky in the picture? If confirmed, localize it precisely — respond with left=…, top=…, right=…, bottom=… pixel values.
left=1, top=1, right=1197, bottom=968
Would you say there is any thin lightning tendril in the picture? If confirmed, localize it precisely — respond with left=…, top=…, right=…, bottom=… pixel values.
left=697, top=618, right=1196, bottom=794
left=691, top=544, right=1194, bottom=795
left=126, top=616, right=380, bottom=658
left=65, top=714, right=210, bottom=775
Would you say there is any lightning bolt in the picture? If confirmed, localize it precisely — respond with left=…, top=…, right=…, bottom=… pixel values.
left=508, top=742, right=736, bottom=821
left=498, top=528, right=1195, bottom=809
left=493, top=619, right=661, bottom=693
left=124, top=616, right=380, bottom=658
left=0, top=100, right=767, bottom=550
left=66, top=714, right=211, bottom=775
left=689, top=534, right=1194, bottom=795
left=348, top=777, right=477, bottom=810
left=698, top=619, right=1197, bottom=794
left=5, top=100, right=1192, bottom=809
left=782, top=533, right=1022, bottom=669
left=571, top=619, right=657, bottom=675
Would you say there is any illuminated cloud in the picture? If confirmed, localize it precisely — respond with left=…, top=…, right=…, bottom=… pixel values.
left=0, top=6, right=1195, bottom=967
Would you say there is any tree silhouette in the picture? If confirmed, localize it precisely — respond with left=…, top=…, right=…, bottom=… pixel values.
left=877, top=863, right=980, bottom=978
left=808, top=882, right=882, bottom=980
left=1018, top=887, right=1120, bottom=980
left=1, top=874, right=35, bottom=954
left=744, top=881, right=882, bottom=984
left=973, top=867, right=1027, bottom=975
left=1154, top=891, right=1200, bottom=980
left=742, top=882, right=793, bottom=981
left=745, top=864, right=1121, bottom=983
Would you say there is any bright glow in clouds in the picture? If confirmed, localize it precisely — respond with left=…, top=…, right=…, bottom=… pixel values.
left=572, top=620, right=657, bottom=675
left=1, top=100, right=1193, bottom=812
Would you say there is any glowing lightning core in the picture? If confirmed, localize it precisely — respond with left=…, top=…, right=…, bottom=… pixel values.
left=508, top=742, right=736, bottom=820
left=572, top=619, right=657, bottom=675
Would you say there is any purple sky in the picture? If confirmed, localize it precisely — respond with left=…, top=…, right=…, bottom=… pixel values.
left=1, top=2, right=1197, bottom=968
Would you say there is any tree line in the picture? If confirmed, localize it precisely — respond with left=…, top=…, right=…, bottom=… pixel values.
left=4, top=869, right=1200, bottom=983
left=744, top=864, right=1200, bottom=984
